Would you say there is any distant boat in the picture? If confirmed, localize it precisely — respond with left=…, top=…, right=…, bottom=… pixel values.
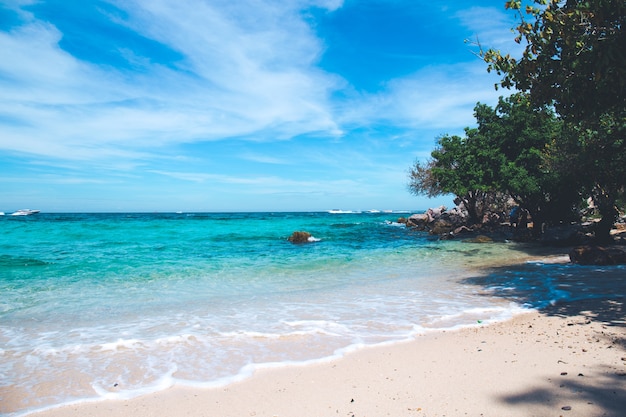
left=10, top=209, right=40, bottom=216
left=0, top=212, right=4, bottom=216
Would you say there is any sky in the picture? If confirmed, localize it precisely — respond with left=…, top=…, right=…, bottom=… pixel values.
left=0, top=0, right=523, bottom=213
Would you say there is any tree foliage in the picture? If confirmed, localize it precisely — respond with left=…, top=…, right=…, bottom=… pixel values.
left=409, top=130, right=502, bottom=225
left=483, top=0, right=625, bottom=121
left=479, top=0, right=625, bottom=242
left=409, top=93, right=580, bottom=233
left=475, top=94, right=583, bottom=233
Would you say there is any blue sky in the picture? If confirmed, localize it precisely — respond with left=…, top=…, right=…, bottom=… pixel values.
left=0, top=0, right=521, bottom=212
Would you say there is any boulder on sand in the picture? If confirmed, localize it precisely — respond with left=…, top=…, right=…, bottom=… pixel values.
left=569, top=245, right=626, bottom=265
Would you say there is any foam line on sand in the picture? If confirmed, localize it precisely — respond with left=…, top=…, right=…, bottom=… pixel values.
left=30, top=297, right=626, bottom=417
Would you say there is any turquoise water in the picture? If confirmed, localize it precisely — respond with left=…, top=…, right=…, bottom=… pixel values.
left=1, top=211, right=599, bottom=415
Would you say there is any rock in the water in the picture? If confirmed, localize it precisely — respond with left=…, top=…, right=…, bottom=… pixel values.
left=467, top=235, right=493, bottom=243
left=406, top=213, right=429, bottom=230
left=569, top=245, right=626, bottom=265
left=288, top=231, right=313, bottom=244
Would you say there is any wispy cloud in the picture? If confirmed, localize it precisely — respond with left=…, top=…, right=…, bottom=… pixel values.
left=455, top=5, right=522, bottom=54
left=149, top=168, right=359, bottom=191
left=382, top=63, right=503, bottom=128
left=238, top=153, right=292, bottom=165
left=0, top=0, right=344, bottom=163
left=0, top=1, right=514, bottom=161
left=334, top=4, right=518, bottom=135
left=0, top=0, right=520, bottom=211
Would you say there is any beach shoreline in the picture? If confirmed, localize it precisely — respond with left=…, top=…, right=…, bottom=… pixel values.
left=27, top=308, right=626, bottom=417
left=26, top=258, right=626, bottom=417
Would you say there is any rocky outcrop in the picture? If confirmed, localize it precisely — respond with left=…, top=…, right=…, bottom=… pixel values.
left=404, top=206, right=473, bottom=237
left=569, top=245, right=626, bottom=265
left=466, top=235, right=493, bottom=243
left=404, top=213, right=429, bottom=230
left=430, top=219, right=454, bottom=235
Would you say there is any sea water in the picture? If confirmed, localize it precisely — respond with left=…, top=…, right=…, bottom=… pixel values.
left=2, top=211, right=621, bottom=416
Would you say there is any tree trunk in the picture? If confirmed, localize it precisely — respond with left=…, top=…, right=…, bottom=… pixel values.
left=593, top=188, right=617, bottom=244
left=462, top=191, right=485, bottom=225
left=526, top=207, right=544, bottom=239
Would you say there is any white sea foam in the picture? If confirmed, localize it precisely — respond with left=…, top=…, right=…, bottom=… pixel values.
left=424, top=303, right=531, bottom=328
left=91, top=366, right=177, bottom=400
left=100, top=338, right=144, bottom=351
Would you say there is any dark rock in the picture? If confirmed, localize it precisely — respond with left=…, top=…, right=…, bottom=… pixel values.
left=569, top=245, right=626, bottom=265
left=467, top=235, right=493, bottom=243
left=426, top=205, right=446, bottom=223
left=430, top=219, right=453, bottom=235
left=406, top=213, right=429, bottom=229
left=452, top=226, right=473, bottom=235
left=288, top=231, right=313, bottom=244
left=442, top=209, right=467, bottom=227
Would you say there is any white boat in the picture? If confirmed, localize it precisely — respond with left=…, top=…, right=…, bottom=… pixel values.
left=10, top=209, right=40, bottom=216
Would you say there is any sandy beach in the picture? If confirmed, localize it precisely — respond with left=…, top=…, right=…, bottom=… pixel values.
left=30, top=281, right=626, bottom=417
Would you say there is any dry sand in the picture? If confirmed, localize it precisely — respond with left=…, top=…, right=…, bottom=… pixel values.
left=30, top=296, right=626, bottom=417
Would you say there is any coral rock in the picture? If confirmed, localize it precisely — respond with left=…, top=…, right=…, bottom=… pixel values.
left=288, top=231, right=313, bottom=244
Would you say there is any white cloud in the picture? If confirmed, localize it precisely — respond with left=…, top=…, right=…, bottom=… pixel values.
left=386, top=63, right=503, bottom=128
left=306, top=0, right=344, bottom=12
left=337, top=61, right=503, bottom=134
left=0, top=1, right=516, bottom=166
left=0, top=0, right=343, bottom=162
left=332, top=4, right=520, bottom=135
left=148, top=169, right=360, bottom=193
left=455, top=5, right=524, bottom=57
left=238, top=153, right=292, bottom=165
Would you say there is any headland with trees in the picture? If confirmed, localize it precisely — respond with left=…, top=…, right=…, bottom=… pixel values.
left=407, top=0, right=625, bottom=258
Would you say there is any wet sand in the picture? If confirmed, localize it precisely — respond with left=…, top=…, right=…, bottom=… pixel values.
left=30, top=295, right=626, bottom=417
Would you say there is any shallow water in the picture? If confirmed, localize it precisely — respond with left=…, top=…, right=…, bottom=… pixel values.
left=1, top=211, right=611, bottom=416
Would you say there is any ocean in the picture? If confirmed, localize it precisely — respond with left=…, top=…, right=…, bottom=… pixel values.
left=2, top=211, right=620, bottom=416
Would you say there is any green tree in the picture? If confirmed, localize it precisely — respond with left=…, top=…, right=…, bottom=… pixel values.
left=408, top=131, right=501, bottom=225
left=409, top=94, right=580, bottom=236
left=474, top=94, right=581, bottom=235
left=481, top=0, right=625, bottom=242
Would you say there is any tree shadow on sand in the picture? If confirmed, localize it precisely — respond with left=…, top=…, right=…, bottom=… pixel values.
left=499, top=369, right=626, bottom=417
left=462, top=260, right=626, bottom=415
left=462, top=261, right=626, bottom=327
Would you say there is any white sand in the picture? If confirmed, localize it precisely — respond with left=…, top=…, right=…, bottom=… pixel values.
left=30, top=298, right=626, bottom=417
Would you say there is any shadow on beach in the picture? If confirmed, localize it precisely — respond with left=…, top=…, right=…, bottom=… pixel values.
left=499, top=370, right=626, bottom=417
left=462, top=257, right=626, bottom=415
left=462, top=258, right=626, bottom=327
